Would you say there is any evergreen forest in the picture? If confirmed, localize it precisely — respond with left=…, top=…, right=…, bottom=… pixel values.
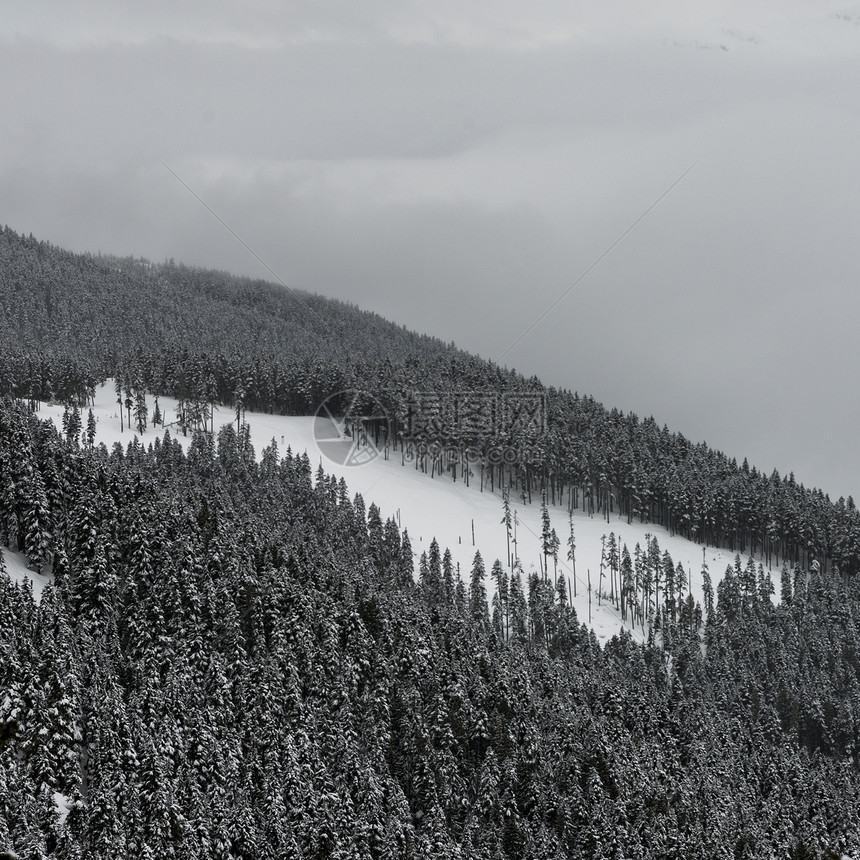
left=2, top=226, right=860, bottom=858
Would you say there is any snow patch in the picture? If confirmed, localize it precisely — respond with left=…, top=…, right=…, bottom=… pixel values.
left=34, top=382, right=779, bottom=642
left=1, top=547, right=52, bottom=601
left=52, top=791, right=72, bottom=827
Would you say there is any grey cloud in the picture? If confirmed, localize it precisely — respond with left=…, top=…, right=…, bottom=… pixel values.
left=2, top=6, right=860, bottom=501
left=7, top=34, right=851, bottom=170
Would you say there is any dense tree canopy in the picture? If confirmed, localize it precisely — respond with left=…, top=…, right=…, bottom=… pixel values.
left=3, top=226, right=860, bottom=857
left=2, top=226, right=857, bottom=580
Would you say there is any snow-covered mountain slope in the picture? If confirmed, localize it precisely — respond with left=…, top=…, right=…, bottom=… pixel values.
left=1, top=545, right=52, bottom=601
left=3, top=382, right=778, bottom=643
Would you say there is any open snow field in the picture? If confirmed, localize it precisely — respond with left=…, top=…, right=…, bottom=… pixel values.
left=2, top=382, right=774, bottom=643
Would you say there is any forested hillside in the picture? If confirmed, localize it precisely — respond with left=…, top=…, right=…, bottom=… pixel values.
left=3, top=226, right=860, bottom=858
left=2, top=225, right=858, bottom=576
left=2, top=402, right=860, bottom=859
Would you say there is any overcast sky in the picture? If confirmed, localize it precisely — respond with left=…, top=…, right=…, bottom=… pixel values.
left=2, top=1, right=859, bottom=500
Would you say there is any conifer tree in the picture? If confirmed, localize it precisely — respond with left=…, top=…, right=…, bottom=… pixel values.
left=621, top=545, right=634, bottom=624
left=123, top=387, right=133, bottom=431
left=491, top=559, right=508, bottom=639
left=86, top=409, right=97, bottom=448
left=442, top=548, right=455, bottom=606
left=426, top=537, right=442, bottom=604
left=780, top=562, right=792, bottom=606
left=501, top=487, right=513, bottom=570
left=62, top=405, right=81, bottom=443
left=566, top=512, right=577, bottom=598
left=606, top=532, right=620, bottom=603
left=549, top=527, right=560, bottom=585
left=133, top=389, right=147, bottom=435
left=508, top=564, right=528, bottom=643
left=398, top=530, right=415, bottom=587
left=115, top=378, right=124, bottom=432
left=367, top=503, right=384, bottom=568
left=469, top=552, right=488, bottom=624
left=22, top=470, right=51, bottom=574
left=701, top=549, right=714, bottom=618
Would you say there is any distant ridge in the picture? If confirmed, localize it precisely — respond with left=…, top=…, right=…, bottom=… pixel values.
left=1, top=224, right=858, bottom=575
